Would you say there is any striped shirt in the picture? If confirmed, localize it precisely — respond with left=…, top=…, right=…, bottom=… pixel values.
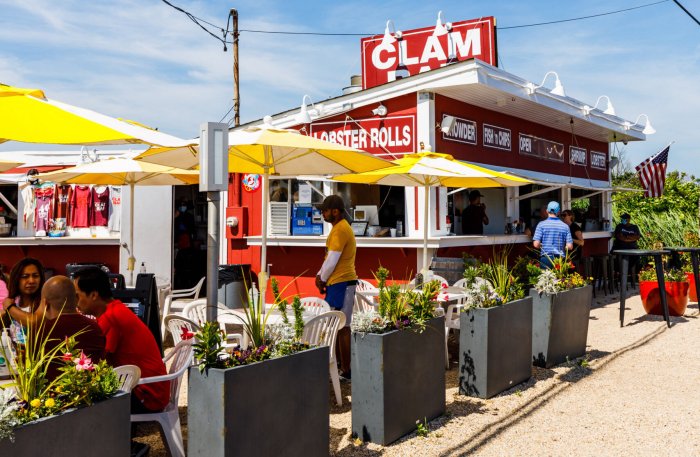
left=533, top=217, right=572, bottom=257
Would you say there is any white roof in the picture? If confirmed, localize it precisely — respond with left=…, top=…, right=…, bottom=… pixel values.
left=252, top=59, right=645, bottom=144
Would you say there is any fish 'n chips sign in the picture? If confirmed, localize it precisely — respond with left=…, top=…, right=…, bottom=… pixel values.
left=361, top=16, right=497, bottom=89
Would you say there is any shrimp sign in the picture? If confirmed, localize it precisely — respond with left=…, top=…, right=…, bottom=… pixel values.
left=361, top=16, right=497, bottom=89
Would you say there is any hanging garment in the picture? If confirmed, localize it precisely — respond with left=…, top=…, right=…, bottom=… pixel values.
left=108, top=186, right=122, bottom=232
left=20, top=184, right=35, bottom=229
left=70, top=185, right=92, bottom=228
left=34, top=186, right=54, bottom=236
left=90, top=186, right=110, bottom=227
left=49, top=184, right=73, bottom=237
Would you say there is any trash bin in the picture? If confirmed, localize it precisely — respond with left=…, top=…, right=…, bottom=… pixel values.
left=217, top=264, right=257, bottom=309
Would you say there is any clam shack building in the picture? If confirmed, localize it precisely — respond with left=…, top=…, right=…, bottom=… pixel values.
left=223, top=16, right=647, bottom=297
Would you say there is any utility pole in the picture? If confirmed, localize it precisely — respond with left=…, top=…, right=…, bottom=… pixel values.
left=232, top=8, right=240, bottom=127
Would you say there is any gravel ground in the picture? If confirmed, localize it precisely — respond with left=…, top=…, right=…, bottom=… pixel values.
left=135, top=287, right=700, bottom=456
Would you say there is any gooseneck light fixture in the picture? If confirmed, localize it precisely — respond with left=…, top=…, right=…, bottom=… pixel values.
left=633, top=114, right=656, bottom=135
left=593, top=95, right=616, bottom=116
left=381, top=20, right=402, bottom=46
left=296, top=95, right=315, bottom=124
left=528, top=71, right=566, bottom=97
left=432, top=11, right=452, bottom=36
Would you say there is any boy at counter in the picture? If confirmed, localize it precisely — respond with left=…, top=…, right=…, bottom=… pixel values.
left=73, top=267, right=168, bottom=413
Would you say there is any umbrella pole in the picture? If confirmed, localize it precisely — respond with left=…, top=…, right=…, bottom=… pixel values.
left=423, top=185, right=430, bottom=274
left=258, top=169, right=270, bottom=303
left=128, top=183, right=136, bottom=286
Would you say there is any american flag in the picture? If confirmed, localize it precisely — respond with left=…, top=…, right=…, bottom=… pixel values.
left=635, top=145, right=670, bottom=198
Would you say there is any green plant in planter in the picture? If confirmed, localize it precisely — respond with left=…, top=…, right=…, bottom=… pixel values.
left=193, top=276, right=311, bottom=373
left=638, top=267, right=688, bottom=283
left=530, top=254, right=589, bottom=294
left=352, top=268, right=438, bottom=334
left=461, top=248, right=524, bottom=309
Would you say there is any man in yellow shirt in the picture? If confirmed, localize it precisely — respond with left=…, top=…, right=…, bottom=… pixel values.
left=315, top=195, right=357, bottom=379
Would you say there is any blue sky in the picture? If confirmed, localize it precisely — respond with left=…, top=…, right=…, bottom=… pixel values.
left=0, top=0, right=698, bottom=174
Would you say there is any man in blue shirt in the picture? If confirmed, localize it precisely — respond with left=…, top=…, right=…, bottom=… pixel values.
left=533, top=201, right=573, bottom=269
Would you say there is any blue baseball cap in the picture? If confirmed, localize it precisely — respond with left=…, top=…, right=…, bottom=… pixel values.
left=546, top=201, right=560, bottom=214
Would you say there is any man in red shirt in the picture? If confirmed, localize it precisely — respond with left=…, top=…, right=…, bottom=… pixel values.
left=36, top=275, right=106, bottom=381
left=73, top=267, right=168, bottom=413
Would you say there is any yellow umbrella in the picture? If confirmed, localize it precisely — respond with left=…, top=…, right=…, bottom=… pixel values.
left=136, top=125, right=393, bottom=278
left=0, top=83, right=194, bottom=147
left=38, top=158, right=199, bottom=284
left=333, top=151, right=532, bottom=271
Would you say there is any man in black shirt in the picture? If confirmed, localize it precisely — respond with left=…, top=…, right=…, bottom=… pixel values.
left=461, top=190, right=489, bottom=235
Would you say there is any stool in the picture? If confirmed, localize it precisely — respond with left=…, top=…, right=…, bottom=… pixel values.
left=589, top=254, right=612, bottom=296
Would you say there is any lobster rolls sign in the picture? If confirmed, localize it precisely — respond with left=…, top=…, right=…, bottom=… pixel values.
left=361, top=16, right=497, bottom=89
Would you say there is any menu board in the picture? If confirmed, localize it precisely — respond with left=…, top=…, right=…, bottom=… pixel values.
left=518, top=133, right=564, bottom=163
left=569, top=146, right=587, bottom=166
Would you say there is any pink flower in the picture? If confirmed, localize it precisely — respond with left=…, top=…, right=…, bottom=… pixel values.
left=441, top=282, right=448, bottom=289
left=61, top=352, right=73, bottom=362
left=441, top=294, right=449, bottom=301
left=74, top=351, right=94, bottom=371
left=180, top=326, right=195, bottom=341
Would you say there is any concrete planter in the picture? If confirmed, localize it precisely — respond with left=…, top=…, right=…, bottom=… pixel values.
left=530, top=285, right=593, bottom=368
left=188, top=346, right=329, bottom=457
left=0, top=393, right=130, bottom=456
left=351, top=316, right=445, bottom=446
left=459, top=297, right=533, bottom=399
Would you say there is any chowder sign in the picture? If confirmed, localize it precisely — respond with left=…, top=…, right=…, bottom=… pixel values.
left=361, top=17, right=497, bottom=89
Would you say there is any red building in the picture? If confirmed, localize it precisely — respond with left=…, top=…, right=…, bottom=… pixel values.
left=224, top=18, right=647, bottom=299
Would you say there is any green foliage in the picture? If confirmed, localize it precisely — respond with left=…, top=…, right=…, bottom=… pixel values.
left=625, top=210, right=697, bottom=250
left=411, top=280, right=441, bottom=324
left=415, top=417, right=429, bottom=437
left=291, top=296, right=304, bottom=341
left=571, top=198, right=590, bottom=212
left=480, top=249, right=524, bottom=303
left=612, top=171, right=700, bottom=250
left=271, top=278, right=289, bottom=325
left=638, top=267, right=688, bottom=283
left=192, top=321, right=226, bottom=373
left=355, top=268, right=437, bottom=334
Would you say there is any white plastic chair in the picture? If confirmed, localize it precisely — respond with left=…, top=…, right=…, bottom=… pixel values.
left=163, top=314, right=199, bottom=346
left=131, top=339, right=194, bottom=457
left=353, top=280, right=378, bottom=313
left=444, top=304, right=464, bottom=369
left=452, top=278, right=467, bottom=289
left=160, top=276, right=205, bottom=336
left=302, top=310, right=346, bottom=406
left=181, top=300, right=244, bottom=348
left=300, top=297, right=331, bottom=316
left=113, top=364, right=141, bottom=393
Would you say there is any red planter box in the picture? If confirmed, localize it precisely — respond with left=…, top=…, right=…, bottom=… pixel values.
left=639, top=280, right=689, bottom=317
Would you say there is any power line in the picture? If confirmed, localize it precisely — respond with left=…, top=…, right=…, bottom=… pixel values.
left=673, top=0, right=700, bottom=26
left=161, top=0, right=671, bottom=43
left=499, top=0, right=670, bottom=29
left=160, top=0, right=227, bottom=47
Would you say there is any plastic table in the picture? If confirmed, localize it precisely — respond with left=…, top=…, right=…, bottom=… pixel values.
left=613, top=249, right=671, bottom=328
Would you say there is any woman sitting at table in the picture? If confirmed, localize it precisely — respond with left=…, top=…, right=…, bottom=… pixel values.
left=0, top=257, right=47, bottom=331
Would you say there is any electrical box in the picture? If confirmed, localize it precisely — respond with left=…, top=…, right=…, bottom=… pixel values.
left=291, top=204, right=323, bottom=236
left=226, top=207, right=248, bottom=238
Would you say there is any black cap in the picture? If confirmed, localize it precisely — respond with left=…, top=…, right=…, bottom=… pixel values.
left=317, top=195, right=345, bottom=212
left=621, top=213, right=631, bottom=219
left=468, top=190, right=484, bottom=200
